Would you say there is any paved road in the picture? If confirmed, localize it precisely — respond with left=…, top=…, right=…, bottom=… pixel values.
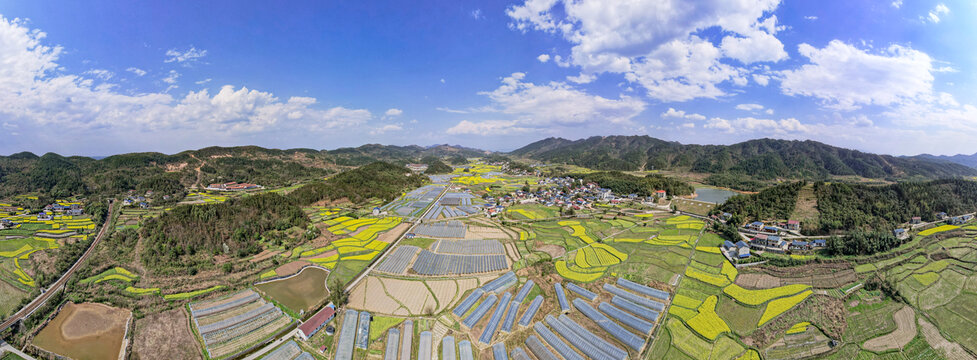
left=0, top=200, right=115, bottom=332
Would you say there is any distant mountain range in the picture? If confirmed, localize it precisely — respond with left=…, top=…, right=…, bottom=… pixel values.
left=911, top=153, right=977, bottom=170
left=3, top=136, right=975, bottom=198
left=510, top=136, right=977, bottom=182
left=0, top=144, right=486, bottom=199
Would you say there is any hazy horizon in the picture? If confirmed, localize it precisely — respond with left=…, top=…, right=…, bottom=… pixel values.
left=4, top=134, right=973, bottom=159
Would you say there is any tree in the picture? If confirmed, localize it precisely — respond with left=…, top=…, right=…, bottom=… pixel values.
left=328, top=278, right=349, bottom=307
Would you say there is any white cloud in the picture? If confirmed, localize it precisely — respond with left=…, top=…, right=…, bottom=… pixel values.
left=506, top=0, right=786, bottom=101
left=804, top=16, right=818, bottom=20
left=735, top=103, right=764, bottom=111
left=84, top=69, right=114, bottom=81
left=537, top=54, right=550, bottom=63
left=704, top=116, right=809, bottom=134
left=566, top=72, right=596, bottom=84
left=384, top=108, right=403, bottom=117
left=661, top=108, right=706, bottom=121
left=926, top=3, right=949, bottom=23
left=440, top=78, right=446, bottom=84
left=885, top=92, right=977, bottom=130
left=765, top=109, right=774, bottom=115
left=164, top=46, right=207, bottom=64
left=780, top=40, right=935, bottom=110
left=720, top=17, right=788, bottom=64
left=126, top=67, right=147, bottom=77
left=471, top=9, right=483, bottom=20
left=0, top=16, right=371, bottom=143
left=445, top=72, right=645, bottom=135
left=162, top=70, right=180, bottom=84
left=436, top=107, right=469, bottom=114
left=478, top=72, right=645, bottom=125
left=892, top=0, right=903, bottom=9
left=446, top=120, right=530, bottom=135
left=196, top=78, right=212, bottom=85
left=371, top=123, right=404, bottom=135
left=752, top=74, right=770, bottom=86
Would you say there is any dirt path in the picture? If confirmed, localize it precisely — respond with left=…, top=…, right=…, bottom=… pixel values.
left=188, top=153, right=205, bottom=189
left=863, top=306, right=917, bottom=352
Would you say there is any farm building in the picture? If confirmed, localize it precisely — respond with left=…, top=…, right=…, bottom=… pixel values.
left=786, top=220, right=800, bottom=231
left=206, top=182, right=261, bottom=191
left=655, top=190, right=666, bottom=198
left=297, top=304, right=336, bottom=340
left=910, top=216, right=922, bottom=224
left=949, top=214, right=974, bottom=225
left=790, top=240, right=809, bottom=250
left=812, top=239, right=826, bottom=247
left=735, top=241, right=750, bottom=258
left=894, top=228, right=909, bottom=239
left=748, top=221, right=764, bottom=231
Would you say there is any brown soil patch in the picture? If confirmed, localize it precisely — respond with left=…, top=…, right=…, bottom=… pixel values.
left=34, top=302, right=130, bottom=360
left=305, top=250, right=339, bottom=261
left=133, top=307, right=202, bottom=360
left=164, top=162, right=189, bottom=172
left=378, top=223, right=411, bottom=243
left=505, top=242, right=521, bottom=262
left=735, top=273, right=783, bottom=288
left=919, top=317, right=977, bottom=360
left=249, top=249, right=282, bottom=263
left=790, top=184, right=819, bottom=229
left=60, top=303, right=130, bottom=340
left=212, top=254, right=231, bottom=264
left=863, top=306, right=916, bottom=352
left=275, top=260, right=313, bottom=276
left=536, top=244, right=565, bottom=258
left=466, top=226, right=509, bottom=239
left=744, top=262, right=856, bottom=288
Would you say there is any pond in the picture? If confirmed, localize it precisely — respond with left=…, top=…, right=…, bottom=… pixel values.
left=694, top=187, right=740, bottom=204
left=255, top=266, right=329, bottom=314
left=33, top=302, right=130, bottom=360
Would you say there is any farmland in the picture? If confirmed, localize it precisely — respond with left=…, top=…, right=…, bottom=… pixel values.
left=7, top=158, right=977, bottom=360
left=32, top=302, right=131, bottom=360
left=254, top=266, right=329, bottom=313
left=187, top=289, right=294, bottom=359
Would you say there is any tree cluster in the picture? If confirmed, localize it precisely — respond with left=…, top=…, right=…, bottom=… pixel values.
left=566, top=171, right=695, bottom=197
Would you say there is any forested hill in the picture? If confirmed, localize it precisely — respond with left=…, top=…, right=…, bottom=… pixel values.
left=511, top=136, right=977, bottom=184
left=287, top=161, right=427, bottom=205
left=716, top=179, right=977, bottom=234
left=139, top=161, right=425, bottom=274
left=326, top=144, right=487, bottom=166
left=0, top=148, right=334, bottom=199
left=912, top=152, right=977, bottom=169
left=0, top=144, right=485, bottom=199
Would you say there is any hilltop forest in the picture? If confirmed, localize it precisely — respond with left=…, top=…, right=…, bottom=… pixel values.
left=511, top=136, right=977, bottom=190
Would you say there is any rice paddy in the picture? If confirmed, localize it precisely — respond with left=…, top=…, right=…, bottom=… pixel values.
left=255, top=266, right=329, bottom=313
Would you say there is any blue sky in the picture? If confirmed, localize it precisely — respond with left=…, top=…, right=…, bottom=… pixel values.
left=1, top=0, right=975, bottom=156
